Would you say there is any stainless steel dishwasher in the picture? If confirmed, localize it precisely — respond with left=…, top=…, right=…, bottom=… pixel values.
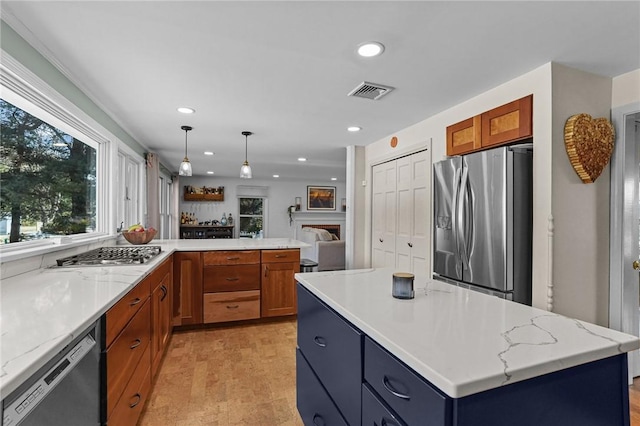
left=2, top=319, right=102, bottom=426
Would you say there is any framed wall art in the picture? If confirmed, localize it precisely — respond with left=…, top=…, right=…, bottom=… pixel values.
left=307, top=186, right=336, bottom=210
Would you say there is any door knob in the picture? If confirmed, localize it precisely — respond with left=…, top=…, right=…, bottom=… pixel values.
left=634, top=260, right=640, bottom=271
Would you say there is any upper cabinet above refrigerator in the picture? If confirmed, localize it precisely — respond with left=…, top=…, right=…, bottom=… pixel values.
left=446, top=95, right=533, bottom=156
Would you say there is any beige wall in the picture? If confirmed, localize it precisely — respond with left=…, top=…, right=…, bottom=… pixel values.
left=550, top=63, right=612, bottom=326
left=612, top=69, right=640, bottom=108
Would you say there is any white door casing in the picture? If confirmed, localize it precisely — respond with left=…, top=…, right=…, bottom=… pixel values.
left=609, top=105, right=640, bottom=381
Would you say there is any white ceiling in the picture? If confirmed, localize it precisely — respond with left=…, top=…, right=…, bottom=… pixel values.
left=2, top=1, right=639, bottom=182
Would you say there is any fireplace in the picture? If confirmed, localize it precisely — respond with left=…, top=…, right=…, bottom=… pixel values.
left=301, top=224, right=341, bottom=240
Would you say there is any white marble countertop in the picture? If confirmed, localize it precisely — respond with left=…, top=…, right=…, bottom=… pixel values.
left=295, top=268, right=640, bottom=398
left=0, top=238, right=307, bottom=399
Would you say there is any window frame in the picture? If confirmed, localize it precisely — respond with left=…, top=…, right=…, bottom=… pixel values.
left=238, top=196, right=268, bottom=238
left=0, top=50, right=144, bottom=259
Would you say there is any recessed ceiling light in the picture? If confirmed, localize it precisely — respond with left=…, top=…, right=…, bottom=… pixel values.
left=331, top=177, right=337, bottom=181
left=347, top=126, right=361, bottom=132
left=204, top=151, right=213, bottom=156
left=298, top=157, right=307, bottom=162
left=357, top=42, right=385, bottom=58
left=207, top=171, right=214, bottom=175
left=273, top=174, right=280, bottom=178
left=177, top=107, right=195, bottom=114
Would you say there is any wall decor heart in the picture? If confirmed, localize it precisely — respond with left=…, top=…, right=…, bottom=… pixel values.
left=564, top=113, right=615, bottom=183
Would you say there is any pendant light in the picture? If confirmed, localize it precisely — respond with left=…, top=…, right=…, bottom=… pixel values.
left=179, top=125, right=193, bottom=176
left=240, top=131, right=253, bottom=179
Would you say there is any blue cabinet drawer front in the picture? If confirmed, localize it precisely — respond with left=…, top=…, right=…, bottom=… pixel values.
left=296, top=349, right=348, bottom=426
left=297, top=284, right=362, bottom=426
left=364, top=337, right=450, bottom=426
left=362, top=383, right=407, bottom=426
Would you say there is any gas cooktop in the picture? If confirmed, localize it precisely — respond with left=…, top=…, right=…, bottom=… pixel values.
left=56, top=246, right=162, bottom=267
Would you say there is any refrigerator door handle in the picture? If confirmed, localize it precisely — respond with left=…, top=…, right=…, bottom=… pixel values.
left=458, top=166, right=470, bottom=270
left=463, top=169, right=475, bottom=268
left=452, top=167, right=462, bottom=263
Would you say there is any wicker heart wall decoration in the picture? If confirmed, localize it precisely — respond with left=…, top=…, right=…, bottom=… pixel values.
left=564, top=113, right=615, bottom=183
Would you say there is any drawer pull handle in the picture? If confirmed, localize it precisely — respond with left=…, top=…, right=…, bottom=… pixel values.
left=264, top=266, right=269, bottom=277
left=225, top=277, right=239, bottom=281
left=130, top=297, right=142, bottom=306
left=382, top=376, right=411, bottom=400
left=160, top=285, right=168, bottom=301
left=312, top=414, right=325, bottom=426
left=408, top=242, right=413, bottom=248
left=226, top=257, right=240, bottom=260
left=226, top=305, right=239, bottom=309
left=130, top=338, right=142, bottom=349
left=129, top=393, right=141, bottom=408
left=313, top=336, right=327, bottom=347
left=275, top=254, right=287, bottom=258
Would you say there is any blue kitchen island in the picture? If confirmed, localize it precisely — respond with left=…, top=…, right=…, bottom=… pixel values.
left=295, top=268, right=639, bottom=426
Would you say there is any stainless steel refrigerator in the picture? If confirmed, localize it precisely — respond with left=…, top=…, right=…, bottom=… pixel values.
left=433, top=145, right=533, bottom=305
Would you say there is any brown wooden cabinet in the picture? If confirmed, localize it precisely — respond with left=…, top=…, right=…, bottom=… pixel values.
left=446, top=115, right=481, bottom=156
left=261, top=249, right=300, bottom=317
left=446, top=95, right=532, bottom=156
left=203, top=250, right=261, bottom=323
left=481, top=95, right=532, bottom=148
left=173, top=252, right=203, bottom=326
left=150, top=257, right=172, bottom=377
left=104, top=287, right=151, bottom=425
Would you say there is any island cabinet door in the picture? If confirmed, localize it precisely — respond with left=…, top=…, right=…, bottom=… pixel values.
left=362, top=383, right=407, bottom=426
left=297, top=284, right=362, bottom=426
left=296, top=349, right=348, bottom=426
left=364, top=337, right=451, bottom=426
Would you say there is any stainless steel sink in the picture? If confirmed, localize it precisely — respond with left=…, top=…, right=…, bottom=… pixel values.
left=56, top=246, right=162, bottom=267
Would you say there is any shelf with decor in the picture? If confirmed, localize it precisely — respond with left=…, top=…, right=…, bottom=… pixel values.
left=183, top=185, right=224, bottom=202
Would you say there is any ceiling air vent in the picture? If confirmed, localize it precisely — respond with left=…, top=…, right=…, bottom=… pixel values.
left=347, top=81, right=395, bottom=100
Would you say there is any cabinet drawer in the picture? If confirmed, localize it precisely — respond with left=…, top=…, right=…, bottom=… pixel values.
left=106, top=279, right=150, bottom=347
left=296, top=349, right=348, bottom=426
left=297, top=284, right=362, bottom=426
left=203, top=264, right=260, bottom=292
left=203, top=290, right=260, bottom=323
left=362, top=383, right=407, bottom=426
left=364, top=337, right=450, bottom=426
left=203, top=250, right=260, bottom=265
left=106, top=299, right=151, bottom=417
left=108, top=345, right=151, bottom=426
left=262, top=249, right=300, bottom=264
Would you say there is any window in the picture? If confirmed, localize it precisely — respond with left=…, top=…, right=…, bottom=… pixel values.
left=159, top=172, right=172, bottom=239
left=116, top=151, right=143, bottom=232
left=238, top=197, right=265, bottom=238
left=0, top=99, right=97, bottom=244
